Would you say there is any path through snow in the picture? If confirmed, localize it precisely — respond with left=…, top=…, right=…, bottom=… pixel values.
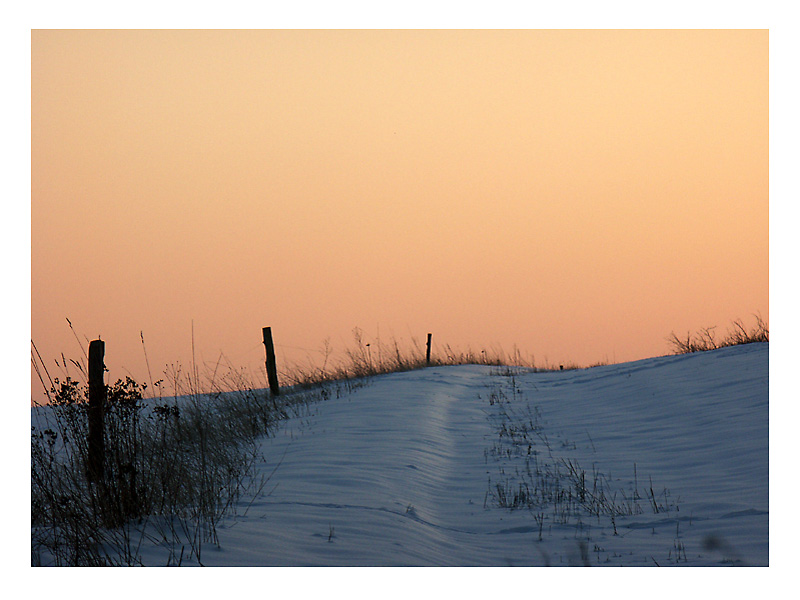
left=135, top=343, right=768, bottom=566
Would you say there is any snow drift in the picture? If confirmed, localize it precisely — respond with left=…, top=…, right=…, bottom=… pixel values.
left=130, top=342, right=768, bottom=566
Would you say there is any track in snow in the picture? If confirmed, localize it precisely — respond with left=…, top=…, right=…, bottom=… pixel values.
left=136, top=344, right=768, bottom=566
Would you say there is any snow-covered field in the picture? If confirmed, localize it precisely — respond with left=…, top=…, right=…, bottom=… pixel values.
left=126, top=342, right=768, bottom=567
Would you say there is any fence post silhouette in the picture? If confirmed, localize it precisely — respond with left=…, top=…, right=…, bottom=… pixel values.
left=426, top=333, right=432, bottom=366
left=87, top=339, right=105, bottom=483
left=262, top=327, right=280, bottom=396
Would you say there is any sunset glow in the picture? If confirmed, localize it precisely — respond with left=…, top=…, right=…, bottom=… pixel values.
left=31, top=30, right=768, bottom=399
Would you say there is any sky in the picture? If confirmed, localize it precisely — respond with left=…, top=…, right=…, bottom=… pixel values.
left=30, top=29, right=768, bottom=401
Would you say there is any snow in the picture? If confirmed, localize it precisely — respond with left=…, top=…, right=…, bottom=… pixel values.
left=129, top=342, right=768, bottom=567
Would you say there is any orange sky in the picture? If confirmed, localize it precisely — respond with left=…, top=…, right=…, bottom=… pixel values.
left=30, top=30, right=768, bottom=399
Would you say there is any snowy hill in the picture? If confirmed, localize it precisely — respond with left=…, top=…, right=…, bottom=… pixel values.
left=133, top=342, right=768, bottom=566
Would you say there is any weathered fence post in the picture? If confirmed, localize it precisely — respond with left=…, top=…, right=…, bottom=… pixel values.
left=262, top=327, right=280, bottom=396
left=87, top=339, right=105, bottom=483
left=426, top=333, right=432, bottom=366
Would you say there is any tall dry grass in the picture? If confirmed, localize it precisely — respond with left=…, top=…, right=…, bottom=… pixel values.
left=667, top=314, right=769, bottom=354
left=30, top=342, right=328, bottom=566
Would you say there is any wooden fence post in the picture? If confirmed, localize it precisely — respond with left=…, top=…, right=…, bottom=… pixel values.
left=262, top=327, right=280, bottom=396
left=87, top=339, right=105, bottom=483
left=426, top=333, right=432, bottom=366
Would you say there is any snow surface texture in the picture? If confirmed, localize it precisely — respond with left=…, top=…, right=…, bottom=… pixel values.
left=40, top=343, right=770, bottom=566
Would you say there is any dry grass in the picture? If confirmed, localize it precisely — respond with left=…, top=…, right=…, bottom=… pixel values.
left=277, top=327, right=594, bottom=390
left=29, top=325, right=610, bottom=565
left=30, top=345, right=324, bottom=566
left=667, top=314, right=769, bottom=354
